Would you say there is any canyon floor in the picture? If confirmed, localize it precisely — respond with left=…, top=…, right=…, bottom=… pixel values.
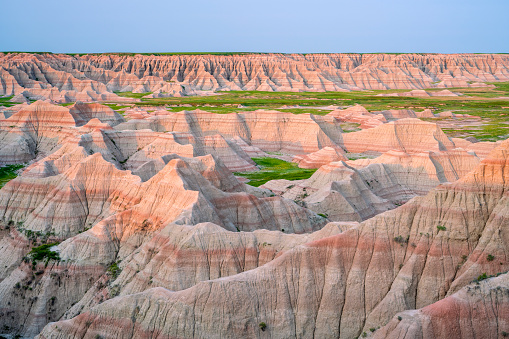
left=0, top=53, right=509, bottom=338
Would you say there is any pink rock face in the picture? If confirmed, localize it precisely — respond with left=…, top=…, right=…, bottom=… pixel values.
left=328, top=105, right=386, bottom=129
left=0, top=73, right=507, bottom=338
left=374, top=273, right=509, bottom=339
left=1, top=53, right=509, bottom=102
left=293, top=146, right=346, bottom=168
left=115, top=109, right=344, bottom=156
left=342, top=118, right=456, bottom=153
left=30, top=137, right=509, bottom=339
left=69, top=102, right=125, bottom=127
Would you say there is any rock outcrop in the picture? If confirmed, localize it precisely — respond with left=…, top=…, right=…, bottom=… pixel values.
left=1, top=53, right=508, bottom=102
left=374, top=272, right=509, bottom=339
left=33, top=132, right=509, bottom=339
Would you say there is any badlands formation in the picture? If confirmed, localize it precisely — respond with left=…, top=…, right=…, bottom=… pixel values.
left=0, top=53, right=508, bottom=338
left=0, top=53, right=509, bottom=102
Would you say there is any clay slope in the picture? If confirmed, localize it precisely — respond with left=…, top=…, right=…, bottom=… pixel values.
left=265, top=147, right=480, bottom=222
left=0, top=101, right=126, bottom=165
left=35, top=137, right=509, bottom=339
left=374, top=272, right=509, bottom=339
left=115, top=109, right=344, bottom=156
left=0, top=148, right=328, bottom=336
left=0, top=151, right=324, bottom=237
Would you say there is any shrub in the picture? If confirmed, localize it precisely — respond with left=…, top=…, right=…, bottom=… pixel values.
left=370, top=328, right=376, bottom=332
left=107, top=262, right=122, bottom=279
left=317, top=213, right=328, bottom=218
left=28, top=243, right=60, bottom=263
left=477, top=272, right=488, bottom=281
left=487, top=254, right=495, bottom=262
left=393, top=235, right=408, bottom=244
left=397, top=316, right=402, bottom=321
left=437, top=225, right=447, bottom=231
left=259, top=322, right=267, bottom=331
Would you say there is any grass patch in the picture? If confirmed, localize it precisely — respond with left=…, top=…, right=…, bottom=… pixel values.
left=0, top=164, right=25, bottom=188
left=0, top=95, right=23, bottom=107
left=114, top=91, right=153, bottom=99
left=235, top=157, right=316, bottom=187
left=103, top=103, right=131, bottom=112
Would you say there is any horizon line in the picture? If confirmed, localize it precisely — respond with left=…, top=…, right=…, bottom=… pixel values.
left=2, top=51, right=509, bottom=56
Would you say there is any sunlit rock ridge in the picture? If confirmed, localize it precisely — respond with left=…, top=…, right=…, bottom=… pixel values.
left=1, top=53, right=509, bottom=102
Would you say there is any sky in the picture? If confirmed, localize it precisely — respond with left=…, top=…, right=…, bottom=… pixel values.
left=1, top=0, right=508, bottom=54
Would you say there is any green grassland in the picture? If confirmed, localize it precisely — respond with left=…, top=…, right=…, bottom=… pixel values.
left=2, top=80, right=509, bottom=141
left=112, top=82, right=509, bottom=141
left=234, top=157, right=317, bottom=187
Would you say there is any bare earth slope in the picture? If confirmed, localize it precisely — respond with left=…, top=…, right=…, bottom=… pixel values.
left=0, top=60, right=508, bottom=338
left=35, top=137, right=509, bottom=339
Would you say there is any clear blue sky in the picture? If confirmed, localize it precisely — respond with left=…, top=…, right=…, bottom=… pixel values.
left=1, top=0, right=508, bottom=53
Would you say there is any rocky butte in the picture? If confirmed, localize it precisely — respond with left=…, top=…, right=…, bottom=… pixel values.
left=0, top=53, right=508, bottom=338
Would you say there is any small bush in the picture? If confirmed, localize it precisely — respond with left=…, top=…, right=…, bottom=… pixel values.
left=317, top=213, right=328, bottom=218
left=28, top=243, right=60, bottom=263
left=259, top=322, right=267, bottom=331
left=477, top=272, right=488, bottom=281
left=370, top=328, right=376, bottom=332
left=487, top=254, right=495, bottom=262
left=437, top=225, right=447, bottom=231
left=397, top=316, right=402, bottom=321
left=108, top=262, right=122, bottom=279
left=393, top=235, right=408, bottom=244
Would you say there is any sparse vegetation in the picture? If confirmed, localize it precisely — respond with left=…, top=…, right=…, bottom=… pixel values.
left=340, top=122, right=361, bottom=133
left=108, top=262, right=122, bottom=279
left=437, top=225, right=447, bottom=231
left=27, top=243, right=60, bottom=264
left=114, top=91, right=153, bottom=99
left=487, top=254, right=495, bottom=262
left=234, top=157, right=316, bottom=187
left=477, top=272, right=489, bottom=281
left=95, top=81, right=509, bottom=141
left=393, top=235, right=409, bottom=245
left=472, top=271, right=508, bottom=283
left=259, top=322, right=267, bottom=331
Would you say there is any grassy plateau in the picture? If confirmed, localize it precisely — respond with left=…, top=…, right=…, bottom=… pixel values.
left=110, top=82, right=509, bottom=142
